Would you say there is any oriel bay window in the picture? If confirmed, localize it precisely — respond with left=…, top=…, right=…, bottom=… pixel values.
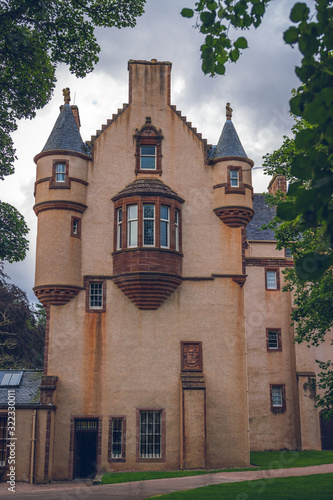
left=114, top=199, right=182, bottom=252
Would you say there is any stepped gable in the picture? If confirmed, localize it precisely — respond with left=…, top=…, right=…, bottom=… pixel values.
left=214, top=118, right=247, bottom=159
left=86, top=103, right=129, bottom=150
left=169, top=105, right=212, bottom=161
left=42, top=104, right=88, bottom=156
left=246, top=194, right=276, bottom=241
left=112, top=178, right=184, bottom=202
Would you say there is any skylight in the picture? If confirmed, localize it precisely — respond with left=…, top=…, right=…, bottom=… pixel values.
left=0, top=372, right=23, bottom=387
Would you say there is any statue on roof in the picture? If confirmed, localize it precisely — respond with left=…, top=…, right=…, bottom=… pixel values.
left=62, top=87, right=71, bottom=105
left=226, top=102, right=233, bottom=120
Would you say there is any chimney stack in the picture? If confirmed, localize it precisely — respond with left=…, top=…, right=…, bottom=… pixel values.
left=268, top=174, right=287, bottom=195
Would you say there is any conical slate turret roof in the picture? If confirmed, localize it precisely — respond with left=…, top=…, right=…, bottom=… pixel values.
left=42, top=104, right=88, bottom=156
left=214, top=118, right=247, bottom=159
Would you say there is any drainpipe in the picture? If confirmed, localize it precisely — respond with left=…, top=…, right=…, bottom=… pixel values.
left=30, top=410, right=37, bottom=484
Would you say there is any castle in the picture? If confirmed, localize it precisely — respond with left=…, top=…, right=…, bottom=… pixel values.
left=0, top=60, right=331, bottom=483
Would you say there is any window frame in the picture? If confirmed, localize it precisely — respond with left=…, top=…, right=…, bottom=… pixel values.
left=266, top=328, right=282, bottom=352
left=85, top=279, right=106, bottom=313
left=160, top=205, right=170, bottom=249
left=116, top=208, right=122, bottom=250
left=134, top=124, right=163, bottom=175
left=127, top=204, right=138, bottom=248
left=113, top=198, right=182, bottom=253
left=140, top=145, right=156, bottom=171
left=143, top=204, right=155, bottom=247
left=50, top=160, right=70, bottom=188
left=0, top=416, right=8, bottom=469
left=108, top=416, right=126, bottom=462
left=136, top=408, right=166, bottom=462
left=285, top=247, right=293, bottom=258
left=71, top=216, right=81, bottom=238
left=270, top=384, right=286, bottom=413
left=226, top=166, right=244, bottom=193
left=265, top=268, right=280, bottom=290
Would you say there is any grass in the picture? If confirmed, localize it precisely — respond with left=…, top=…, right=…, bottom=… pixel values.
left=100, top=450, right=333, bottom=485
left=144, top=473, right=333, bottom=499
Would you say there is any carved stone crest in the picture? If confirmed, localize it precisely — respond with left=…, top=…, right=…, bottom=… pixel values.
left=181, top=341, right=202, bottom=371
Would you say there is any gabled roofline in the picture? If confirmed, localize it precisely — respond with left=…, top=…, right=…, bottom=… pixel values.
left=86, top=103, right=130, bottom=153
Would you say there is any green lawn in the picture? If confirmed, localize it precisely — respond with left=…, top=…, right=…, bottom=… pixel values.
left=145, top=474, right=333, bottom=500
left=100, top=450, right=333, bottom=485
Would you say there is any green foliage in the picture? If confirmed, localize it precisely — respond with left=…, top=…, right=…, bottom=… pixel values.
left=316, top=360, right=333, bottom=421
left=0, top=264, right=45, bottom=368
left=0, top=202, right=29, bottom=263
left=0, top=0, right=146, bottom=173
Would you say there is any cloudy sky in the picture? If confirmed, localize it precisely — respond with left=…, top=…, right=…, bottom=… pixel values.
left=2, top=0, right=307, bottom=302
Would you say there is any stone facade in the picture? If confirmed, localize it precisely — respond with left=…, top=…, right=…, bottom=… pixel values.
left=0, top=60, right=331, bottom=484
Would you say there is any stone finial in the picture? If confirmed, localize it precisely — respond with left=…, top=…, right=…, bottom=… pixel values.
left=62, top=87, right=71, bottom=104
left=226, top=102, right=233, bottom=120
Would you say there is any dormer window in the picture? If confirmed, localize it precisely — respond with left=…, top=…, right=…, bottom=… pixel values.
left=140, top=146, right=156, bottom=170
left=134, top=122, right=163, bottom=175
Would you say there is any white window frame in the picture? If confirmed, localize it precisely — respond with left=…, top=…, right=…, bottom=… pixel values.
left=55, top=162, right=66, bottom=182
left=89, top=282, right=103, bottom=310
left=127, top=205, right=138, bottom=248
left=143, top=204, right=155, bottom=247
left=139, top=410, right=162, bottom=459
left=266, top=270, right=277, bottom=290
left=140, top=145, right=156, bottom=171
left=230, top=169, right=239, bottom=188
left=160, top=205, right=170, bottom=249
left=175, top=209, right=180, bottom=252
left=268, top=330, right=279, bottom=349
left=116, top=208, right=122, bottom=250
left=271, top=386, right=283, bottom=407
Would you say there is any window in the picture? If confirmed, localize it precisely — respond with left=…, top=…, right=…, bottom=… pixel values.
left=266, top=329, right=282, bottom=351
left=116, top=208, right=122, bottom=250
left=109, top=417, right=126, bottom=461
left=230, top=169, right=239, bottom=187
left=71, top=217, right=81, bottom=238
left=265, top=269, right=279, bottom=290
left=55, top=163, right=66, bottom=182
left=140, top=146, right=156, bottom=170
left=50, top=160, right=69, bottom=187
left=143, top=204, right=155, bottom=246
left=0, top=417, right=7, bottom=467
left=139, top=410, right=162, bottom=459
left=128, top=205, right=138, bottom=248
left=270, top=384, right=286, bottom=412
left=0, top=372, right=23, bottom=387
left=160, top=206, right=170, bottom=248
left=285, top=247, right=293, bottom=258
left=175, top=209, right=180, bottom=252
left=85, top=280, right=106, bottom=312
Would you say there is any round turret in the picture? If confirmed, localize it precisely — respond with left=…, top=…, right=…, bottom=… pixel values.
left=211, top=105, right=254, bottom=228
left=33, top=97, right=91, bottom=305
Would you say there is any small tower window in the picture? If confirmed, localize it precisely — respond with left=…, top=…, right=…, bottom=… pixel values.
left=128, top=205, right=138, bottom=248
left=160, top=206, right=170, bottom=248
left=265, top=269, right=279, bottom=290
left=230, top=169, right=239, bottom=187
left=71, top=217, right=81, bottom=238
left=55, top=163, right=66, bottom=182
left=143, top=204, right=155, bottom=246
left=140, top=146, right=156, bottom=170
left=89, top=283, right=103, bottom=309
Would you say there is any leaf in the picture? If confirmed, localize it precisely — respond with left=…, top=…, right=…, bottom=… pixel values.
left=276, top=201, right=298, bottom=221
left=284, top=27, right=299, bottom=44
left=290, top=155, right=312, bottom=181
left=200, top=11, right=216, bottom=26
left=295, top=128, right=317, bottom=150
left=290, top=2, right=310, bottom=23
left=230, top=47, right=240, bottom=62
left=234, top=37, right=248, bottom=49
left=295, top=252, right=333, bottom=281
left=181, top=8, right=194, bottom=18
left=215, top=63, right=225, bottom=75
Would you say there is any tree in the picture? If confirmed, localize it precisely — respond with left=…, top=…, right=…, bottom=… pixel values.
left=263, top=116, right=333, bottom=420
left=181, top=1, right=333, bottom=279
left=0, top=264, right=45, bottom=369
left=0, top=0, right=145, bottom=263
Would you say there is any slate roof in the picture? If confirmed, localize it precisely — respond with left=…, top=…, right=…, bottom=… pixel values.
left=214, top=119, right=247, bottom=159
left=0, top=370, right=42, bottom=406
left=246, top=194, right=276, bottom=241
left=112, top=178, right=184, bottom=202
left=42, top=104, right=89, bottom=156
